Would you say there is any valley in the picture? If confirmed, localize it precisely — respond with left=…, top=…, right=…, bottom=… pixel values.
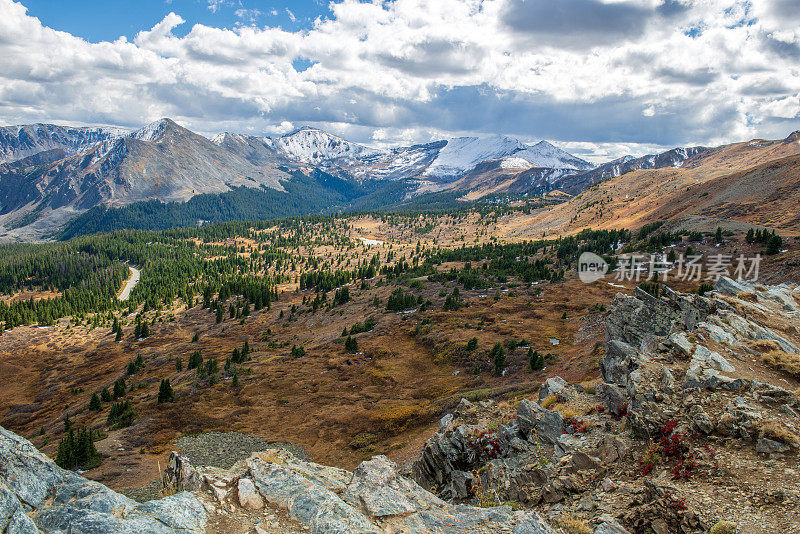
left=0, top=202, right=798, bottom=533
left=1, top=122, right=800, bottom=534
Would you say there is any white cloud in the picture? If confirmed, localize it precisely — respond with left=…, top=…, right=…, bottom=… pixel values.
left=285, top=8, right=296, bottom=22
left=0, top=0, right=798, bottom=161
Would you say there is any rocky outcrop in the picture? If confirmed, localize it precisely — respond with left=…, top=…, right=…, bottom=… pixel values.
left=0, top=426, right=207, bottom=533
left=169, top=448, right=554, bottom=534
left=0, top=423, right=555, bottom=534
left=601, top=277, right=800, bottom=449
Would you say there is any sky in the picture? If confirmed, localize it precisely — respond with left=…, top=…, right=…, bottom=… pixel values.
left=1, top=0, right=799, bottom=163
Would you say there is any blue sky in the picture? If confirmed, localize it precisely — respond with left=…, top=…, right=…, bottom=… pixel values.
left=21, top=0, right=322, bottom=42
left=1, top=0, right=799, bottom=163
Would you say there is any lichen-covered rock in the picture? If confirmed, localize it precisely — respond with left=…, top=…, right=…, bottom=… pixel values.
left=237, top=477, right=263, bottom=509
left=598, top=383, right=628, bottom=417
left=344, top=455, right=447, bottom=518
left=247, top=456, right=378, bottom=534
left=0, top=426, right=207, bottom=534
left=689, top=405, right=715, bottom=435
left=162, top=451, right=201, bottom=493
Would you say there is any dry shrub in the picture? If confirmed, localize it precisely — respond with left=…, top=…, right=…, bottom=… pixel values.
left=556, top=514, right=592, bottom=534
left=349, top=432, right=377, bottom=450
left=369, top=403, right=431, bottom=434
left=751, top=339, right=780, bottom=353
left=760, top=350, right=800, bottom=377
left=759, top=421, right=800, bottom=446
left=541, top=395, right=558, bottom=409
left=709, top=521, right=737, bottom=534
left=736, top=291, right=758, bottom=302
left=557, top=408, right=578, bottom=419
left=580, top=378, right=599, bottom=395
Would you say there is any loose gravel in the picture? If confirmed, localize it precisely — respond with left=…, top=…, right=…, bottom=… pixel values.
left=176, top=431, right=307, bottom=469
left=120, top=431, right=306, bottom=502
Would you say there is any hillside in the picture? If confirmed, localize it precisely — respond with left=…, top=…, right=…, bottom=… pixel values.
left=0, top=119, right=290, bottom=240
left=495, top=131, right=800, bottom=240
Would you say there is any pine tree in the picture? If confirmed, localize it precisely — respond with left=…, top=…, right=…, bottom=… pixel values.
left=766, top=233, right=783, bottom=255
left=56, top=426, right=100, bottom=470
left=491, top=342, right=506, bottom=376
left=157, top=379, right=174, bottom=403
left=113, top=378, right=126, bottom=399
left=89, top=392, right=101, bottom=411
left=100, top=387, right=111, bottom=402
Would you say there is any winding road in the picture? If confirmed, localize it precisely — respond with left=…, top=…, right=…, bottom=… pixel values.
left=118, top=266, right=141, bottom=301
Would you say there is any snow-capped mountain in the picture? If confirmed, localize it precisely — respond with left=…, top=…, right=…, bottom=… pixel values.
left=0, top=119, right=289, bottom=239
left=423, top=136, right=592, bottom=180
left=0, top=123, right=124, bottom=165
left=0, top=116, right=719, bottom=239
left=552, top=146, right=707, bottom=194
left=271, top=127, right=384, bottom=165
left=207, top=128, right=592, bottom=185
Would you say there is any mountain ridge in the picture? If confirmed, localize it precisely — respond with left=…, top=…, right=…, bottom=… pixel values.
left=0, top=117, right=787, bottom=240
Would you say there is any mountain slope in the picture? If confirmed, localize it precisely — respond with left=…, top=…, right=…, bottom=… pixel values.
left=498, top=130, right=800, bottom=240
left=0, top=119, right=289, bottom=240
left=553, top=146, right=707, bottom=195
left=0, top=123, right=123, bottom=165
left=2, top=116, right=796, bottom=241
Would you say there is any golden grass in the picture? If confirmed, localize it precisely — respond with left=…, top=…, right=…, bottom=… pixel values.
left=760, top=350, right=800, bottom=377
left=759, top=421, right=800, bottom=446
left=736, top=291, right=758, bottom=302
left=369, top=404, right=432, bottom=434
left=556, top=514, right=593, bottom=534
left=751, top=339, right=781, bottom=352
left=541, top=394, right=558, bottom=409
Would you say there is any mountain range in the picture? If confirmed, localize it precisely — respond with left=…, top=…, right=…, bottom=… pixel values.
left=0, top=117, right=772, bottom=241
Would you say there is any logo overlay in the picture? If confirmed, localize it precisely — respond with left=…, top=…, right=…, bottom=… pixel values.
left=578, top=252, right=608, bottom=283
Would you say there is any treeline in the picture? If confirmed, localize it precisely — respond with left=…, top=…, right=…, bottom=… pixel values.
left=58, top=170, right=367, bottom=239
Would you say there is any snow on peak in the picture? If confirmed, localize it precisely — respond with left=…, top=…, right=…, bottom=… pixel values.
left=499, top=157, right=535, bottom=171
left=130, top=118, right=174, bottom=143
left=425, top=135, right=526, bottom=178
left=513, top=140, right=593, bottom=171
left=425, top=135, right=591, bottom=178
left=273, top=127, right=383, bottom=164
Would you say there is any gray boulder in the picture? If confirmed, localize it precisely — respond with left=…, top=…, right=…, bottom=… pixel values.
left=594, top=515, right=632, bottom=534
left=343, top=455, right=448, bottom=519
left=539, top=376, right=569, bottom=402
left=600, top=340, right=641, bottom=387
left=714, top=276, right=750, bottom=296
left=0, top=426, right=207, bottom=534
left=517, top=400, right=564, bottom=445
left=598, top=383, right=628, bottom=417
left=691, top=345, right=735, bottom=373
